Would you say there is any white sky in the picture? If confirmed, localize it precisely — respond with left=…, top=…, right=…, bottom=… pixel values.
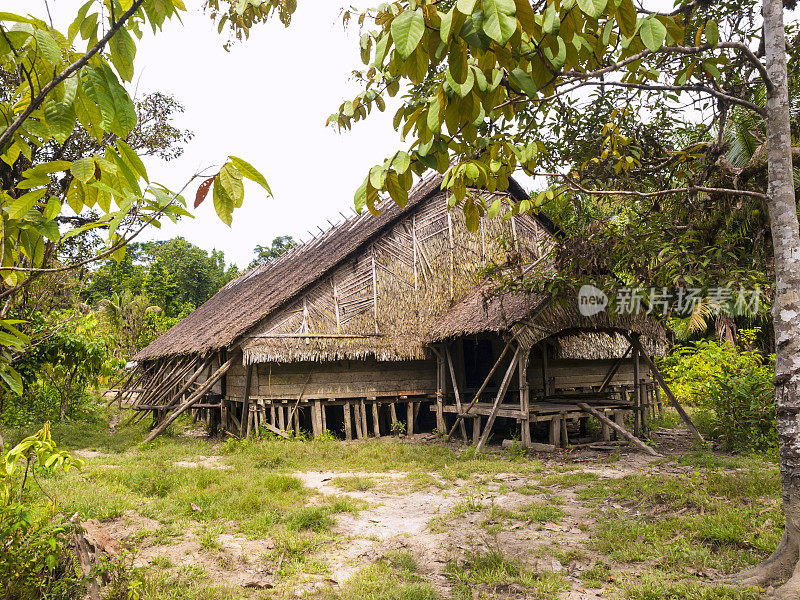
left=11, top=1, right=406, bottom=268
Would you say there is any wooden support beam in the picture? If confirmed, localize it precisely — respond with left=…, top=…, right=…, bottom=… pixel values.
left=444, top=345, right=469, bottom=442
left=294, top=406, right=300, bottom=436
left=549, top=413, right=561, bottom=446
left=261, top=420, right=291, bottom=440
left=360, top=398, right=368, bottom=437
left=278, top=404, right=286, bottom=431
left=518, top=347, right=531, bottom=447
left=435, top=349, right=446, bottom=432
left=598, top=345, right=632, bottom=393
left=390, top=402, right=398, bottom=427
left=476, top=349, right=520, bottom=452
left=354, top=402, right=364, bottom=439
left=406, top=401, right=414, bottom=435
left=344, top=402, right=353, bottom=441
left=143, top=353, right=238, bottom=443
left=472, top=416, right=480, bottom=445
left=446, top=340, right=512, bottom=439
left=624, top=333, right=705, bottom=445
left=371, top=400, right=380, bottom=437
left=560, top=413, right=569, bottom=448
left=633, top=341, right=641, bottom=437
left=242, top=363, right=254, bottom=437
left=578, top=402, right=661, bottom=457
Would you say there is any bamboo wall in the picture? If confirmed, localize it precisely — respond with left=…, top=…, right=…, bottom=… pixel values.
left=242, top=190, right=553, bottom=364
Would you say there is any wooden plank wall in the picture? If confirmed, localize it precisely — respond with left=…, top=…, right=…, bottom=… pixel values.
left=528, top=357, right=645, bottom=392
left=226, top=358, right=437, bottom=401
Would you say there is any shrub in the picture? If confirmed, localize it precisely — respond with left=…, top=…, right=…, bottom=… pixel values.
left=1, top=424, right=86, bottom=600
left=660, top=329, right=776, bottom=452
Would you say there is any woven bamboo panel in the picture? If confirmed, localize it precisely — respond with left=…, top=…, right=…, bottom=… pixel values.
left=243, top=190, right=552, bottom=363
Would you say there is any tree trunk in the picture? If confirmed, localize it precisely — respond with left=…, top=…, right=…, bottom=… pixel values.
left=735, top=1, right=800, bottom=595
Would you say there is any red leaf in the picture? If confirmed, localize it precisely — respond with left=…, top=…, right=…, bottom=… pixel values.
left=194, top=176, right=215, bottom=208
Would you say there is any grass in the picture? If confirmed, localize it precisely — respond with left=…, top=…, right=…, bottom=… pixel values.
left=8, top=403, right=787, bottom=599
left=445, top=548, right=568, bottom=599
left=331, top=474, right=376, bottom=492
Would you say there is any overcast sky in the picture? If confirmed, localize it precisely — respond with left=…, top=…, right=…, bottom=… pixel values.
left=12, top=1, right=408, bottom=268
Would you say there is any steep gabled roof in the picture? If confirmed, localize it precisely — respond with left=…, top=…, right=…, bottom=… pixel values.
left=134, top=173, right=547, bottom=361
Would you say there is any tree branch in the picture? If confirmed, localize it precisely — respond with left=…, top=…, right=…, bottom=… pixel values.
left=0, top=0, right=146, bottom=152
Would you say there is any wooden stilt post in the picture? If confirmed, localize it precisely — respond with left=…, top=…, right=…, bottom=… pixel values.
left=390, top=402, right=398, bottom=428
left=355, top=402, right=364, bottom=439
left=472, top=416, right=481, bottom=445
left=560, top=413, right=569, bottom=448
left=435, top=348, right=446, bottom=432
left=633, top=341, right=641, bottom=437
left=476, top=349, right=521, bottom=452
left=653, top=368, right=663, bottom=417
left=344, top=402, right=353, bottom=441
left=321, top=401, right=327, bottom=433
left=371, top=400, right=380, bottom=437
left=311, top=400, right=320, bottom=438
left=278, top=404, right=286, bottom=431
left=549, top=417, right=560, bottom=446
left=444, top=345, right=468, bottom=442
left=294, top=406, right=300, bottom=436
left=242, top=363, right=254, bottom=438
left=360, top=398, right=368, bottom=437
left=518, top=346, right=531, bottom=447
left=406, top=401, right=414, bottom=435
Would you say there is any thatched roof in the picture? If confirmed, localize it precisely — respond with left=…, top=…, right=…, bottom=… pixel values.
left=135, top=174, right=549, bottom=361
left=428, top=283, right=669, bottom=357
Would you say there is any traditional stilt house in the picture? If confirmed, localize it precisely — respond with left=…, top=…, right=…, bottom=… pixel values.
left=125, top=173, right=674, bottom=448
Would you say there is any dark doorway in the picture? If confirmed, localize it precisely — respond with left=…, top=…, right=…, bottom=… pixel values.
left=462, top=338, right=494, bottom=389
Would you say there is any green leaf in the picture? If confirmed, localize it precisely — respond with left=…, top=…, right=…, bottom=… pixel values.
left=116, top=139, right=148, bottom=183
left=482, top=0, right=517, bottom=45
left=542, top=4, right=560, bottom=34
left=488, top=198, right=502, bottom=218
left=391, top=8, right=425, bottom=60
left=229, top=156, right=271, bottom=195
left=213, top=180, right=234, bottom=226
left=34, top=29, right=61, bottom=65
left=67, top=179, right=85, bottom=213
left=508, top=67, right=538, bottom=98
left=8, top=189, right=46, bottom=219
left=70, top=158, right=95, bottom=183
left=616, top=0, right=637, bottom=38
left=43, top=196, right=61, bottom=221
left=218, top=163, right=244, bottom=207
left=639, top=16, right=667, bottom=52
left=577, top=0, right=607, bottom=19
left=456, top=0, right=478, bottom=14
left=705, top=19, right=719, bottom=47
left=391, top=151, right=411, bottom=175
left=354, top=175, right=369, bottom=213
left=83, top=66, right=116, bottom=132
left=109, top=26, right=136, bottom=82
left=386, top=171, right=408, bottom=208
